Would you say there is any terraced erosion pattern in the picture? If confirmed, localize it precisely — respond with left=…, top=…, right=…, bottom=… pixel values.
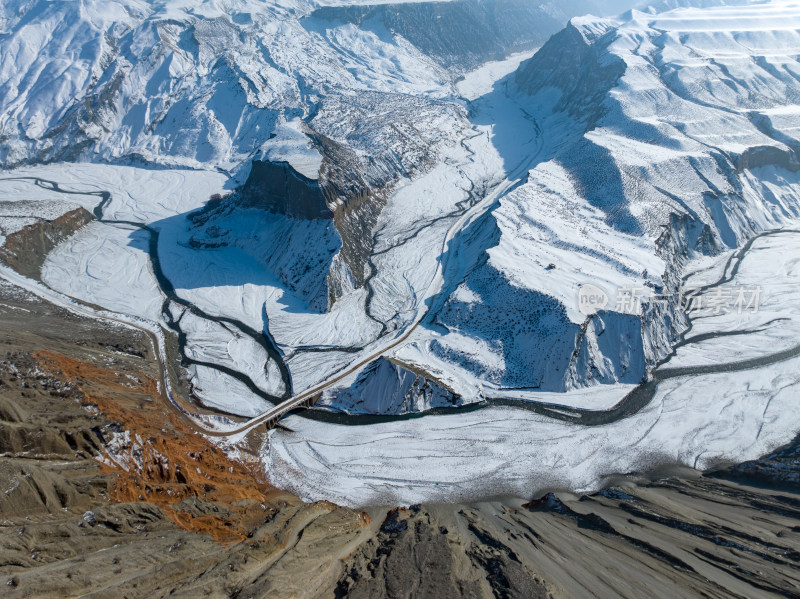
left=1, top=0, right=800, bottom=596
left=0, top=279, right=799, bottom=597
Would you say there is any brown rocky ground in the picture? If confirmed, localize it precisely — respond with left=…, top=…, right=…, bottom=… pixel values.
left=0, top=277, right=799, bottom=598
left=0, top=207, right=94, bottom=279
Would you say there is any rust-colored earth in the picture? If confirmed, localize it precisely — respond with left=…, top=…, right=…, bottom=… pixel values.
left=35, top=349, right=281, bottom=544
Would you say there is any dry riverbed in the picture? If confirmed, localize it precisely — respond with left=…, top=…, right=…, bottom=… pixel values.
left=0, top=278, right=798, bottom=598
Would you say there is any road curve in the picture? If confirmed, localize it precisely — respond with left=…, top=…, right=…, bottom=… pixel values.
left=0, top=160, right=522, bottom=438
left=220, top=172, right=525, bottom=436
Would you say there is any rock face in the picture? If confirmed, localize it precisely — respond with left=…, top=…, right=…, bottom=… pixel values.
left=240, top=161, right=332, bottom=220
left=0, top=207, right=94, bottom=279
left=319, top=357, right=461, bottom=415
left=736, top=145, right=800, bottom=172
left=515, top=19, right=625, bottom=123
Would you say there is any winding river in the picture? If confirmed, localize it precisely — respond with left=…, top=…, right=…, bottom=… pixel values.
left=2, top=175, right=799, bottom=433
left=3, top=177, right=293, bottom=407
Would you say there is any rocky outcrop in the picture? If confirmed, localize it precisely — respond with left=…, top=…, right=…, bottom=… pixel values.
left=736, top=145, right=800, bottom=172
left=188, top=186, right=340, bottom=314
left=194, top=105, right=431, bottom=310
left=188, top=146, right=389, bottom=313
left=319, top=358, right=461, bottom=415
left=0, top=207, right=94, bottom=279
left=240, top=161, right=332, bottom=220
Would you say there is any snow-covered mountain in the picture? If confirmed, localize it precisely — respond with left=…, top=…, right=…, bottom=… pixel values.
left=0, top=0, right=630, bottom=171
left=383, top=0, right=800, bottom=403
left=1, top=0, right=639, bottom=316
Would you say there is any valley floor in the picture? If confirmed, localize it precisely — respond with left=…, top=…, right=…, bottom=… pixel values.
left=1, top=277, right=799, bottom=598
left=2, top=163, right=800, bottom=510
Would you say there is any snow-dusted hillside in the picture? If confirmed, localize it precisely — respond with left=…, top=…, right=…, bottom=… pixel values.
left=3, top=0, right=800, bottom=506
left=308, top=0, right=636, bottom=70
left=389, top=0, right=800, bottom=400
left=0, top=0, right=625, bottom=171
left=0, top=0, right=444, bottom=169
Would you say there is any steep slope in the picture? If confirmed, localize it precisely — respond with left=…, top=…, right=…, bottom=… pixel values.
left=0, top=207, right=94, bottom=279
left=397, top=0, right=800, bottom=396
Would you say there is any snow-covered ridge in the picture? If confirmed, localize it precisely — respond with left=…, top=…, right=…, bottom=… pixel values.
left=0, top=0, right=611, bottom=171
left=387, top=0, right=800, bottom=401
